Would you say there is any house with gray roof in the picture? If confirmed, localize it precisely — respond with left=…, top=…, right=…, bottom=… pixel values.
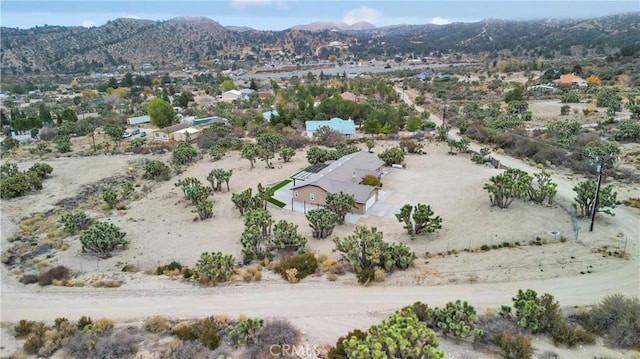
left=290, top=151, right=384, bottom=214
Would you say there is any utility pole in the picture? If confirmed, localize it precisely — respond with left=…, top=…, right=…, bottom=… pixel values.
left=588, top=152, right=616, bottom=232
left=442, top=101, right=447, bottom=127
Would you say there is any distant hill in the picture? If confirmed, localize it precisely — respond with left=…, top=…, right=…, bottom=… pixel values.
left=289, top=21, right=376, bottom=32
left=1, top=13, right=638, bottom=79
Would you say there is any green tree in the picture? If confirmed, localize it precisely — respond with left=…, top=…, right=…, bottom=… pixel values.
left=174, top=90, right=194, bottom=108
left=241, top=142, right=259, bottom=169
left=325, top=192, right=357, bottom=225
left=240, top=209, right=273, bottom=260
left=54, top=135, right=71, bottom=153
left=427, top=300, right=483, bottom=340
left=395, top=203, right=442, bottom=236
left=573, top=180, right=619, bottom=217
left=527, top=170, right=557, bottom=205
left=220, top=79, right=237, bottom=92
left=306, top=208, right=338, bottom=239
left=38, top=103, right=52, bottom=124
left=172, top=142, right=198, bottom=165
left=147, top=97, right=174, bottom=128
left=143, top=160, right=171, bottom=181
left=484, top=168, right=531, bottom=209
left=378, top=146, right=405, bottom=166
left=195, top=252, right=236, bottom=285
left=512, top=289, right=546, bottom=332
left=104, top=123, right=126, bottom=148
left=279, top=147, right=296, bottom=163
left=59, top=108, right=78, bottom=123
left=272, top=220, right=307, bottom=253
left=405, top=115, right=423, bottom=132
left=207, top=168, right=233, bottom=192
left=102, top=191, right=118, bottom=209
left=364, top=137, right=375, bottom=153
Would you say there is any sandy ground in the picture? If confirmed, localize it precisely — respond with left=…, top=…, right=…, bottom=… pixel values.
left=1, top=85, right=638, bottom=357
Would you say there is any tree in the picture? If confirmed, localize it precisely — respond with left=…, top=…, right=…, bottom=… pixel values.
left=573, top=180, right=619, bottom=218
left=207, top=168, right=232, bottom=192
left=405, top=115, right=423, bottom=132
left=341, top=306, right=444, bottom=359
left=79, top=222, right=128, bottom=258
left=527, top=170, right=557, bottom=205
left=172, top=142, right=198, bottom=165
left=306, top=208, right=338, bottom=239
left=174, top=90, right=194, bottom=108
left=195, top=252, right=236, bottom=285
left=2, top=136, right=20, bottom=151
left=38, top=103, right=52, bottom=124
left=54, top=135, right=72, bottom=153
left=241, top=142, right=259, bottom=169
left=333, top=225, right=386, bottom=273
left=272, top=220, right=307, bottom=253
left=378, top=146, right=405, bottom=166
left=240, top=209, right=273, bottom=260
left=147, top=97, right=174, bottom=128
left=279, top=147, right=296, bottom=163
left=364, top=137, right=375, bottom=153
left=325, top=192, right=358, bottom=225
left=143, top=160, right=171, bottom=181
left=614, top=120, right=640, bottom=142
left=104, top=123, right=126, bottom=148
left=220, top=79, right=237, bottom=92
left=483, top=168, right=531, bottom=209
left=59, top=108, right=78, bottom=123
left=231, top=188, right=256, bottom=216
left=395, top=203, right=442, bottom=236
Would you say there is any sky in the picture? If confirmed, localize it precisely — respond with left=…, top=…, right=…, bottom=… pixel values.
left=1, top=0, right=638, bottom=30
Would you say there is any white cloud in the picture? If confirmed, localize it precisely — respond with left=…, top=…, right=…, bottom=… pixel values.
left=230, top=0, right=273, bottom=8
left=82, top=20, right=95, bottom=27
left=430, top=16, right=452, bottom=25
left=123, top=14, right=141, bottom=19
left=343, top=6, right=381, bottom=25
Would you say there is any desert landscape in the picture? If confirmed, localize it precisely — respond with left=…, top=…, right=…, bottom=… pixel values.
left=1, top=127, right=638, bottom=357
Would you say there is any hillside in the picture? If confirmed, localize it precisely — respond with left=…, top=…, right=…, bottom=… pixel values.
left=1, top=12, right=638, bottom=78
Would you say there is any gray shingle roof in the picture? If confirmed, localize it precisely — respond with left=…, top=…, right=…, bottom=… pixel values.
left=291, top=151, right=383, bottom=203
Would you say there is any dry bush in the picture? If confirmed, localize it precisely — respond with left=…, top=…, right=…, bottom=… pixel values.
left=578, top=294, right=640, bottom=349
left=62, top=332, right=92, bottom=358
left=475, top=315, right=526, bottom=346
left=326, top=272, right=338, bottom=281
left=143, top=316, right=170, bottom=333
left=21, top=274, right=39, bottom=284
left=322, top=259, right=337, bottom=268
left=93, top=318, right=114, bottom=333
left=257, top=319, right=300, bottom=348
left=373, top=268, right=386, bottom=282
left=170, top=340, right=213, bottom=359
left=93, top=327, right=141, bottom=359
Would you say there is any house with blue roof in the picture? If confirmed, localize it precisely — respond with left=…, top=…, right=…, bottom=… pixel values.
left=262, top=109, right=279, bottom=122
left=305, top=117, right=356, bottom=138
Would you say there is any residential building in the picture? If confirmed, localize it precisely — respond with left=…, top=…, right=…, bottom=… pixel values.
left=153, top=123, right=191, bottom=141
left=305, top=117, right=356, bottom=138
left=553, top=74, right=588, bottom=87
left=262, top=109, right=279, bottom=122
left=126, top=115, right=151, bottom=125
left=290, top=151, right=385, bottom=214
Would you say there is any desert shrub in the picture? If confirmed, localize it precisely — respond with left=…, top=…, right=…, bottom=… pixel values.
left=92, top=328, right=141, bottom=359
left=38, top=266, right=70, bottom=286
left=21, top=274, right=39, bottom=284
left=274, top=252, right=318, bottom=281
left=373, top=267, right=386, bottom=282
left=156, top=261, right=183, bottom=275
left=192, top=317, right=222, bottom=350
left=38, top=328, right=65, bottom=357
left=476, top=315, right=525, bottom=346
left=27, top=163, right=53, bottom=179
left=0, top=170, right=43, bottom=198
left=195, top=252, right=236, bottom=285
left=102, top=191, right=117, bottom=209
left=14, top=319, right=37, bottom=338
left=172, top=321, right=197, bottom=341
left=60, top=211, right=92, bottom=234
left=23, top=330, right=46, bottom=355
left=357, top=268, right=376, bottom=285
left=495, top=333, right=533, bottom=358
left=77, top=316, right=93, bottom=330
left=171, top=340, right=212, bottom=358
left=578, top=294, right=640, bottom=349
left=143, top=159, right=171, bottom=181
left=92, top=318, right=114, bottom=334
left=229, top=317, right=264, bottom=348
left=256, top=319, right=300, bottom=349
left=62, top=332, right=92, bottom=358
left=427, top=300, right=483, bottom=340
left=512, top=289, right=546, bottom=332
left=181, top=266, right=195, bottom=279
left=327, top=329, right=368, bottom=359
left=79, top=222, right=127, bottom=257
left=143, top=316, right=170, bottom=333
left=378, top=146, right=405, bottom=165
left=550, top=321, right=595, bottom=348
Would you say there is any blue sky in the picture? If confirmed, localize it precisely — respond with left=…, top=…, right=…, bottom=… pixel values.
left=1, top=0, right=638, bottom=30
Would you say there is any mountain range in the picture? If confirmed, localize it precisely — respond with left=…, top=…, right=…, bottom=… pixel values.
left=1, top=12, right=638, bottom=79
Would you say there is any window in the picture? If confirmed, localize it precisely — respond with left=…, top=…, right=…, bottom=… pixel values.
left=310, top=193, right=315, bottom=201
left=294, top=191, right=298, bottom=198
